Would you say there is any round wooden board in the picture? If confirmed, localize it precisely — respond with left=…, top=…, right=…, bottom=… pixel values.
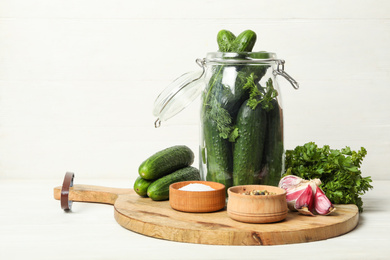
left=54, top=185, right=359, bottom=246
left=113, top=190, right=359, bottom=245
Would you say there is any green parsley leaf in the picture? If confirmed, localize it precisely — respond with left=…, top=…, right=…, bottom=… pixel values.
left=228, top=126, right=239, bottom=142
left=242, top=73, right=262, bottom=109
left=242, top=74, right=278, bottom=111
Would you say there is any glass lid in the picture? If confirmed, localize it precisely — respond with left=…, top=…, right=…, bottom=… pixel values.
left=153, top=64, right=204, bottom=127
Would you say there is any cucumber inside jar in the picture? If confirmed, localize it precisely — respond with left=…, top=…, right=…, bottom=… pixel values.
left=201, top=53, right=283, bottom=190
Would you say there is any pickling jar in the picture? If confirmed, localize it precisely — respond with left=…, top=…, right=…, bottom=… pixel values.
left=153, top=52, right=298, bottom=190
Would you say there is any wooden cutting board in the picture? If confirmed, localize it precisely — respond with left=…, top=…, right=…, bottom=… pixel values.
left=53, top=183, right=359, bottom=245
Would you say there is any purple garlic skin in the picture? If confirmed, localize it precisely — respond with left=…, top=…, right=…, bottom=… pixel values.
left=279, top=175, right=336, bottom=216
left=285, top=182, right=315, bottom=216
left=279, top=175, right=306, bottom=190
left=314, top=185, right=336, bottom=215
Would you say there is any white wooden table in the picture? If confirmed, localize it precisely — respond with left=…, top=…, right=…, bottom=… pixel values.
left=0, top=178, right=388, bottom=260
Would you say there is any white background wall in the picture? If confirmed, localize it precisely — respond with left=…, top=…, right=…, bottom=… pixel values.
left=0, top=0, right=389, bottom=180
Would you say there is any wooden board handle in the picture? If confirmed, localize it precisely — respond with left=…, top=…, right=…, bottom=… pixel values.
left=54, top=172, right=133, bottom=209
left=54, top=184, right=133, bottom=205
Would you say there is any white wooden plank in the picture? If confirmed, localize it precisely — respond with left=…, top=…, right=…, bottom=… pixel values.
left=1, top=0, right=389, bottom=19
left=0, top=125, right=199, bottom=179
left=0, top=19, right=389, bottom=81
left=0, top=1, right=389, bottom=180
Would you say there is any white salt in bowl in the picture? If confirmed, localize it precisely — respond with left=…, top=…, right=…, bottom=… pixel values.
left=169, top=181, right=226, bottom=213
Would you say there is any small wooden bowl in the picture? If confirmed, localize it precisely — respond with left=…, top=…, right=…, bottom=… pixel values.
left=169, top=181, right=226, bottom=213
left=227, top=185, right=288, bottom=224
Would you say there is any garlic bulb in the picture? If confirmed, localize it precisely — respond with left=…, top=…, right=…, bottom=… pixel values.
left=279, top=175, right=336, bottom=216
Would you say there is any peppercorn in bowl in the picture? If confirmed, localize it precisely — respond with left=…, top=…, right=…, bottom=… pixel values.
left=227, top=185, right=288, bottom=223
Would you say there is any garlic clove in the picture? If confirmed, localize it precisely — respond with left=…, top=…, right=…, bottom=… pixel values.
left=294, top=184, right=315, bottom=216
left=314, top=185, right=336, bottom=215
left=285, top=182, right=315, bottom=216
left=285, top=182, right=308, bottom=211
left=278, top=175, right=306, bottom=190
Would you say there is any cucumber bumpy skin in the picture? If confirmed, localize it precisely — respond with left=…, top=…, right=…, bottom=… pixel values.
left=203, top=118, right=233, bottom=190
left=133, top=176, right=153, bottom=197
left=216, top=29, right=257, bottom=53
left=201, top=66, right=233, bottom=191
left=147, top=166, right=201, bottom=201
left=231, top=30, right=257, bottom=52
left=261, top=99, right=284, bottom=186
left=233, top=99, right=267, bottom=186
left=138, top=145, right=194, bottom=180
left=217, top=30, right=236, bottom=52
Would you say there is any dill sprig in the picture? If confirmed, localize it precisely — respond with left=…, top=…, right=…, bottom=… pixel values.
left=205, top=96, right=233, bottom=139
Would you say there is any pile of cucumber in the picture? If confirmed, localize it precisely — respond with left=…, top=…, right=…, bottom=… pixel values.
left=202, top=29, right=284, bottom=189
left=134, top=145, right=200, bottom=201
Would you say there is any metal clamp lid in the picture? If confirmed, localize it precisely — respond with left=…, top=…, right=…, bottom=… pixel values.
left=273, top=59, right=299, bottom=90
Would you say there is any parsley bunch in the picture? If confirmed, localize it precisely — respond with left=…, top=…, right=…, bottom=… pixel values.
left=285, top=142, right=373, bottom=212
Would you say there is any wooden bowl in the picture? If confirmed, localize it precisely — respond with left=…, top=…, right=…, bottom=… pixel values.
left=227, top=185, right=288, bottom=224
left=169, top=181, right=226, bottom=213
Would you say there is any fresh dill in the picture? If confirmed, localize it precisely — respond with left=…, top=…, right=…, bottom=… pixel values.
left=205, top=96, right=233, bottom=139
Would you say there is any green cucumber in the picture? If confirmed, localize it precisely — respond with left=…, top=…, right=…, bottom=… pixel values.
left=231, top=30, right=257, bottom=52
left=133, top=176, right=153, bottom=197
left=204, top=64, right=251, bottom=123
left=203, top=118, right=233, bottom=190
left=138, top=145, right=194, bottom=180
left=261, top=99, right=284, bottom=186
left=217, top=30, right=236, bottom=52
left=201, top=67, right=234, bottom=190
left=147, top=166, right=201, bottom=201
left=218, top=67, right=250, bottom=119
left=233, top=99, right=267, bottom=186
left=217, top=29, right=257, bottom=53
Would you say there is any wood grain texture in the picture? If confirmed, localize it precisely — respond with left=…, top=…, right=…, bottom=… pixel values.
left=227, top=185, right=288, bottom=224
left=53, top=184, right=359, bottom=245
left=53, top=184, right=132, bottom=204
left=169, top=181, right=226, bottom=213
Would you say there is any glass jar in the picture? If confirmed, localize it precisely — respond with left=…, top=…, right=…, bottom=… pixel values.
left=153, top=52, right=298, bottom=191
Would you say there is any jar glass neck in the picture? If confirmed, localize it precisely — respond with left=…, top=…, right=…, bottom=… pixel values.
left=205, top=52, right=277, bottom=65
